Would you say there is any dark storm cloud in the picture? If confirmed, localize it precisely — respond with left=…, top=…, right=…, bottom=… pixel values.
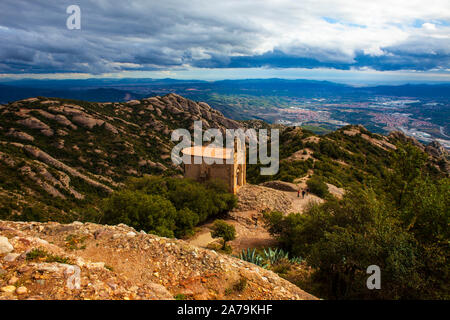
left=0, top=0, right=449, bottom=74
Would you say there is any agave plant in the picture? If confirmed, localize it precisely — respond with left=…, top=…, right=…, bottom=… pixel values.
left=289, top=256, right=303, bottom=264
left=263, top=248, right=289, bottom=265
left=238, top=248, right=267, bottom=268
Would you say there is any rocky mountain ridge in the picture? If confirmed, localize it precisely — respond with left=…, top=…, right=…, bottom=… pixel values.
left=0, top=220, right=316, bottom=300
left=1, top=94, right=448, bottom=221
left=0, top=94, right=246, bottom=219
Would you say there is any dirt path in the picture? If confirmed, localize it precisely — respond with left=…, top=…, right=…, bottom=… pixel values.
left=287, top=192, right=324, bottom=213
left=187, top=210, right=276, bottom=254
left=188, top=180, right=342, bottom=254
left=189, top=231, right=215, bottom=248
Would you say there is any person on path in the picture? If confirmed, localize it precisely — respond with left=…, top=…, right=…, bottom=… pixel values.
left=302, top=190, right=306, bottom=198
left=252, top=214, right=258, bottom=228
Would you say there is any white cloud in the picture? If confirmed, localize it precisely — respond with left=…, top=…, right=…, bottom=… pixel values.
left=423, top=23, right=437, bottom=30
left=0, top=0, right=449, bottom=73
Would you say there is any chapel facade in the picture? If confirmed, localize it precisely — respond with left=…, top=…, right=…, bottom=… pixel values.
left=181, top=139, right=246, bottom=194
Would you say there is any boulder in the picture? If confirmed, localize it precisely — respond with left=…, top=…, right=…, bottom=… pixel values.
left=0, top=236, right=13, bottom=254
left=17, top=117, right=51, bottom=131
left=71, top=114, right=105, bottom=129
left=6, top=129, right=34, bottom=142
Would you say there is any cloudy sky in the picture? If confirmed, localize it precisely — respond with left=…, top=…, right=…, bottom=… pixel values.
left=0, top=0, right=449, bottom=83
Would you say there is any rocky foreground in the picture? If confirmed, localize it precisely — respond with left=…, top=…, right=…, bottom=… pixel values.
left=0, top=220, right=316, bottom=300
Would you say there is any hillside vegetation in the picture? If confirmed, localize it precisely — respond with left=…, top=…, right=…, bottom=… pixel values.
left=0, top=94, right=448, bottom=300
left=247, top=124, right=448, bottom=187
left=255, top=127, right=449, bottom=299
left=101, top=176, right=236, bottom=238
left=0, top=94, right=242, bottom=222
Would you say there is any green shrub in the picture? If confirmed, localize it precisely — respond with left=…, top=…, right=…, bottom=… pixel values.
left=289, top=256, right=303, bottom=264
left=211, top=220, right=236, bottom=250
left=224, top=278, right=248, bottom=296
left=26, top=248, right=72, bottom=264
left=306, top=176, right=329, bottom=198
left=174, top=293, right=186, bottom=300
left=101, top=190, right=177, bottom=238
left=65, top=234, right=87, bottom=250
left=271, top=260, right=292, bottom=275
left=264, top=173, right=449, bottom=300
left=101, top=176, right=237, bottom=238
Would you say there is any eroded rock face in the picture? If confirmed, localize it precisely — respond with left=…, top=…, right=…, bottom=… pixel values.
left=16, top=117, right=53, bottom=136
left=6, top=129, right=34, bottom=142
left=36, top=110, right=76, bottom=129
left=17, top=117, right=50, bottom=131
left=22, top=144, right=113, bottom=194
left=426, top=141, right=448, bottom=159
left=388, top=131, right=449, bottom=173
left=0, top=220, right=316, bottom=300
left=71, top=114, right=105, bottom=129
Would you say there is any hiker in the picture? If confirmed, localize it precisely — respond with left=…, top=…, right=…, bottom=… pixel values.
left=302, top=190, right=306, bottom=198
left=252, top=214, right=258, bottom=228
left=297, top=189, right=300, bottom=198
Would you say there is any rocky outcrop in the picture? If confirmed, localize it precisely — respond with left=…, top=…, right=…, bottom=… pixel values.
left=389, top=131, right=449, bottom=173
left=343, top=126, right=396, bottom=150
left=6, top=129, right=34, bottom=142
left=260, top=180, right=299, bottom=192
left=22, top=145, right=113, bottom=194
left=16, top=117, right=54, bottom=137
left=35, top=110, right=77, bottom=130
left=19, top=166, right=66, bottom=199
left=17, top=117, right=50, bottom=131
left=426, top=141, right=450, bottom=172
left=0, top=220, right=316, bottom=300
left=235, top=185, right=293, bottom=213
left=71, top=114, right=105, bottom=129
left=388, top=131, right=424, bottom=150
left=148, top=93, right=242, bottom=131
left=426, top=141, right=448, bottom=159
left=326, top=183, right=345, bottom=199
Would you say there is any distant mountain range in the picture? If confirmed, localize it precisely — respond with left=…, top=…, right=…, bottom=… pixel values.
left=1, top=79, right=449, bottom=148
left=0, top=84, right=142, bottom=104
left=1, top=78, right=450, bottom=104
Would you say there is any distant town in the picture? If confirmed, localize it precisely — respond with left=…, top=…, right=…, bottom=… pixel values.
left=274, top=96, right=450, bottom=148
